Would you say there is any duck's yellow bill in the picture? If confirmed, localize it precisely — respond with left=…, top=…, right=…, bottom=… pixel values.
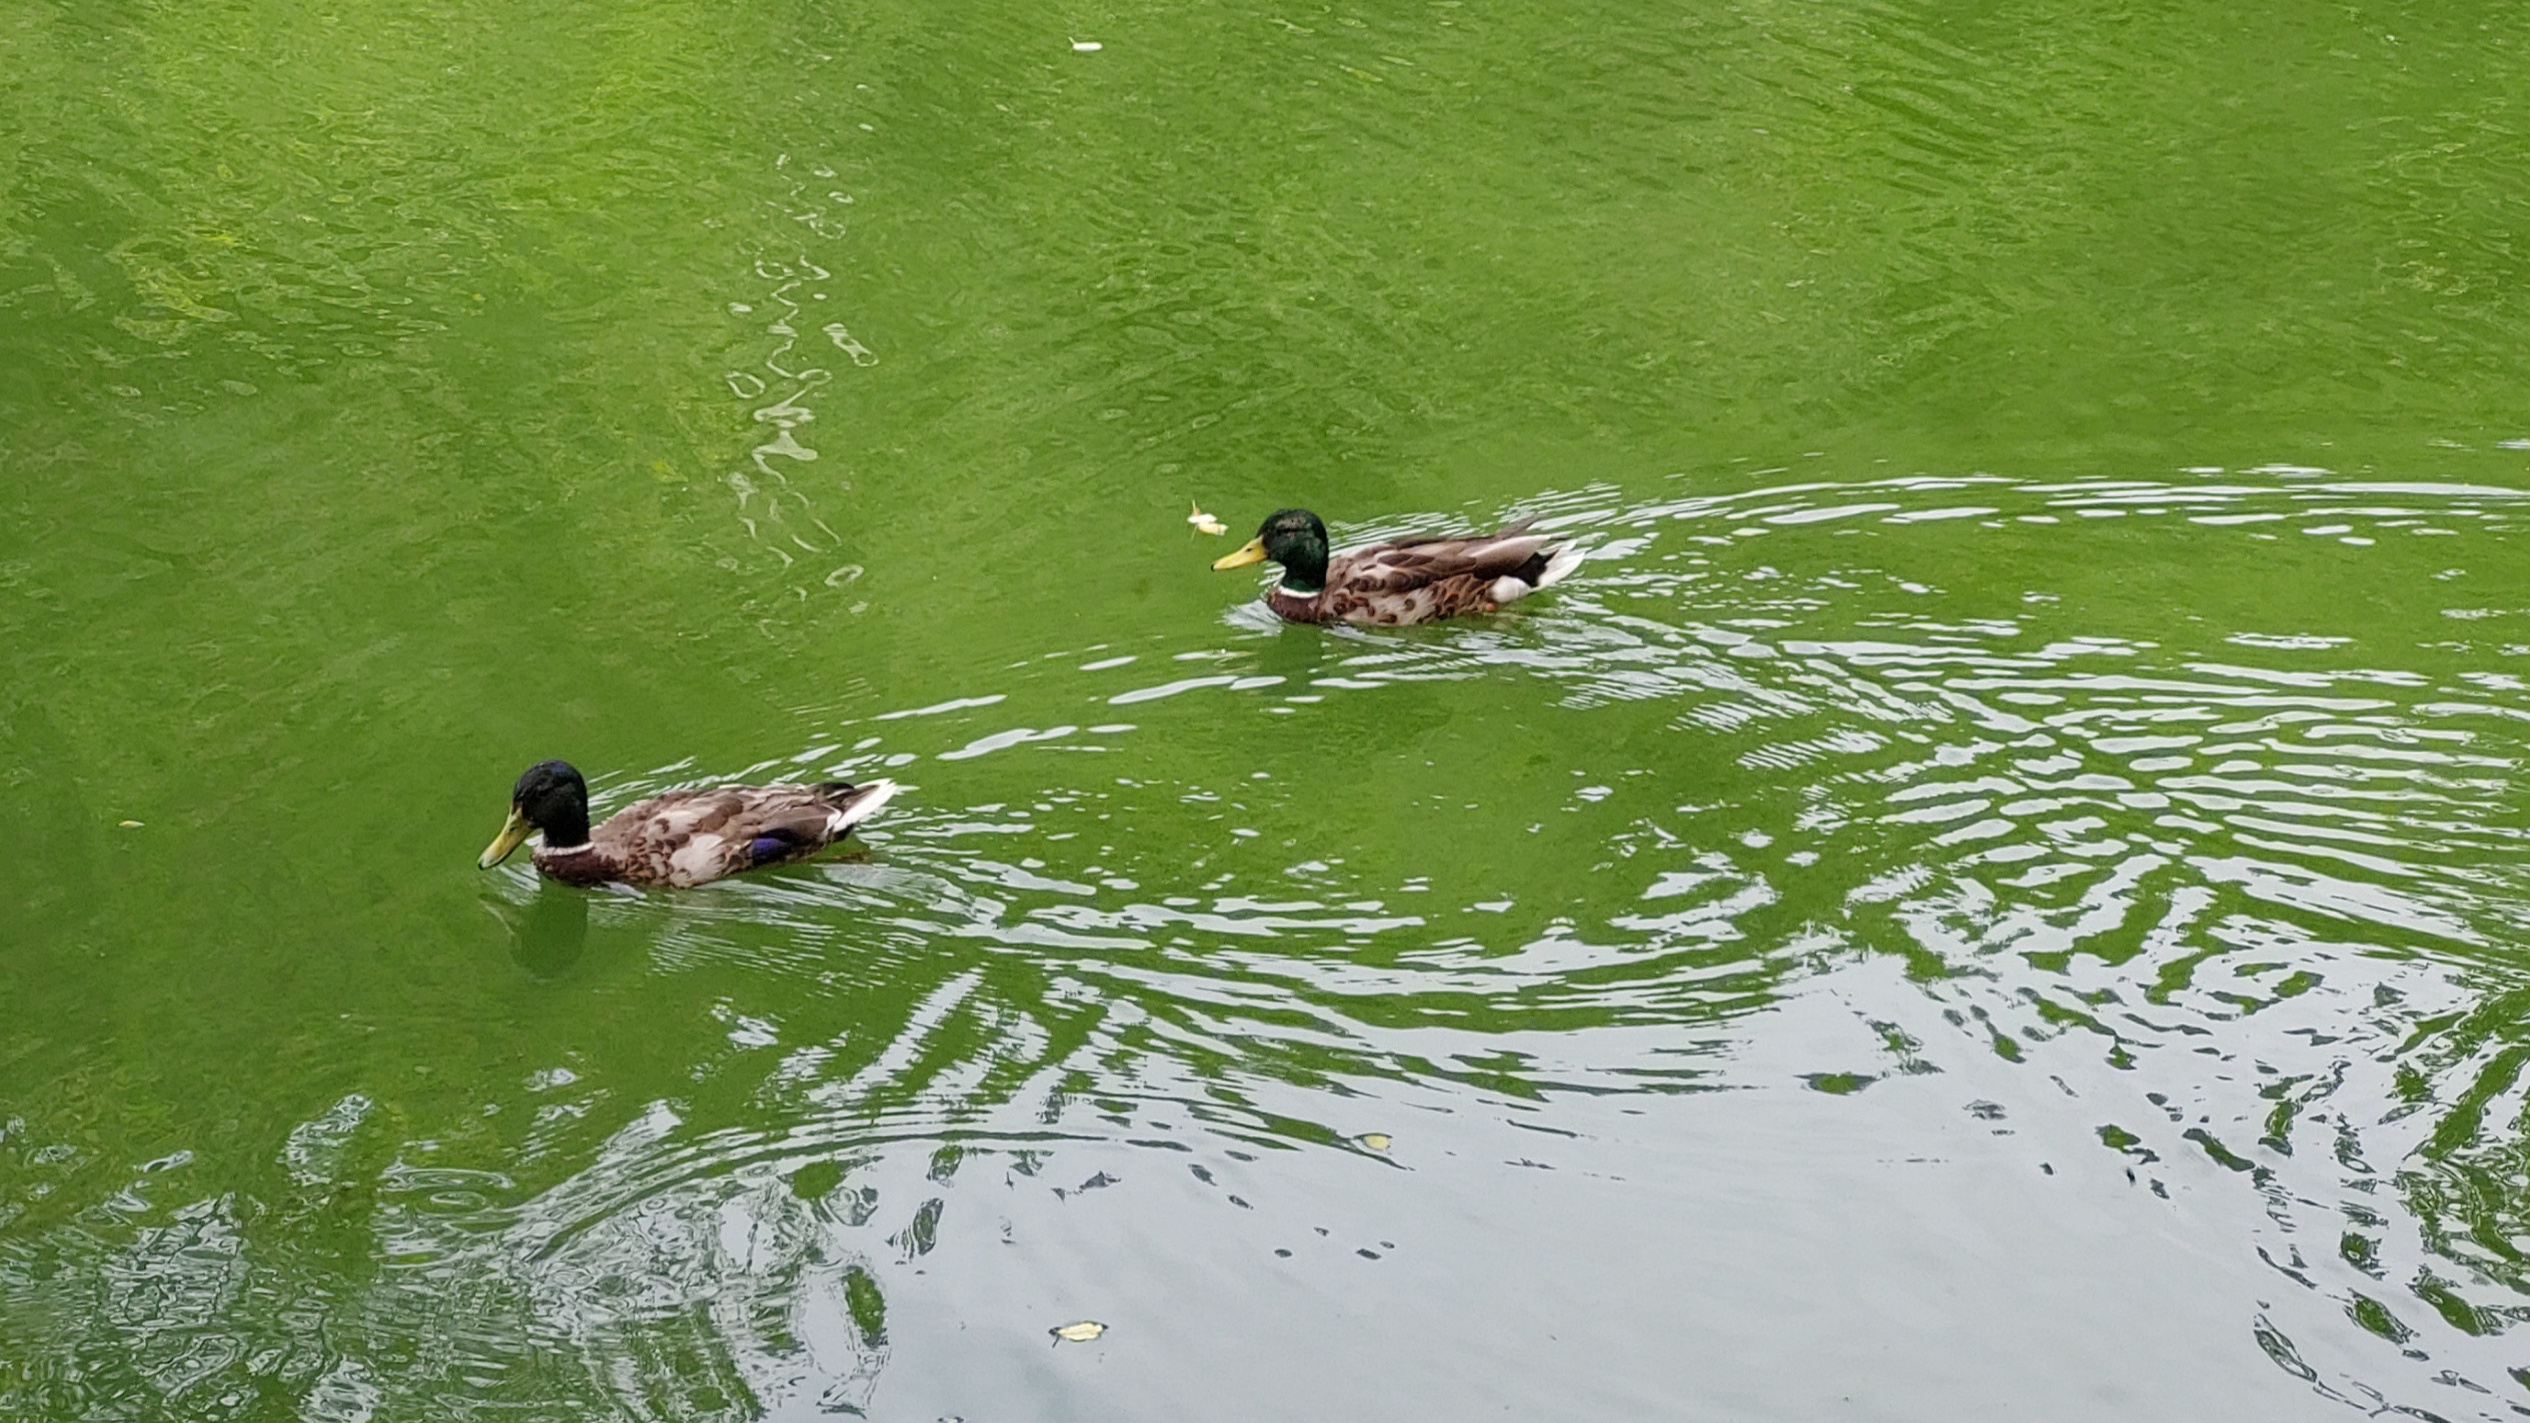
left=479, top=806, right=531, bottom=869
left=1212, top=537, right=1268, bottom=571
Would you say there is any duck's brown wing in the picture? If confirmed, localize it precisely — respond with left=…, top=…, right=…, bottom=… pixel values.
left=1331, top=521, right=1557, bottom=595
left=595, top=781, right=896, bottom=887
left=1319, top=522, right=1561, bottom=625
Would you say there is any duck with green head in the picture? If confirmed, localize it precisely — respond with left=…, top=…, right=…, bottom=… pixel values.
left=1212, top=507, right=1582, bottom=626
left=479, top=759, right=898, bottom=888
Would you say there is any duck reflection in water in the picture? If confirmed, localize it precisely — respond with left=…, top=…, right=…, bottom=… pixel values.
left=482, top=886, right=590, bottom=978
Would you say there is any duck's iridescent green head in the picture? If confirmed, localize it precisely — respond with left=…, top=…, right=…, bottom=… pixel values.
left=1212, top=508, right=1330, bottom=592
left=479, top=759, right=592, bottom=868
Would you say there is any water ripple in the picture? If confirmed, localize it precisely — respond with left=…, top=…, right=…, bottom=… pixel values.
left=10, top=468, right=2530, bottom=1418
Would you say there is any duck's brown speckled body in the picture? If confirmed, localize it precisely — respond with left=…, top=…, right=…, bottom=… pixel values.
left=481, top=761, right=896, bottom=889
left=1216, top=509, right=1582, bottom=627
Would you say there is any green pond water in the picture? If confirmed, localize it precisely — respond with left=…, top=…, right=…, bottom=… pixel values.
left=10, top=0, right=2530, bottom=1417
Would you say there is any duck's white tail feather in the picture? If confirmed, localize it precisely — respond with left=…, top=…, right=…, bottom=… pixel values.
left=828, top=778, right=898, bottom=834
left=1491, top=544, right=1584, bottom=606
left=1534, top=544, right=1584, bottom=589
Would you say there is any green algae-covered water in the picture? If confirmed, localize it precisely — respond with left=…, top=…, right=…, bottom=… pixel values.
left=9, top=0, right=2530, bottom=1417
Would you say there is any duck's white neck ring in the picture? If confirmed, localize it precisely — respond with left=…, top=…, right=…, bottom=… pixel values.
left=542, top=841, right=595, bottom=855
left=1274, top=582, right=1324, bottom=598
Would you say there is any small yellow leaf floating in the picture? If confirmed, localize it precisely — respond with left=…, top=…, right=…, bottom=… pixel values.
left=1050, top=1319, right=1107, bottom=1343
left=1071, top=38, right=1102, bottom=52
left=118, top=820, right=144, bottom=829
left=1187, top=501, right=1228, bottom=536
left=1359, top=1133, right=1392, bottom=1152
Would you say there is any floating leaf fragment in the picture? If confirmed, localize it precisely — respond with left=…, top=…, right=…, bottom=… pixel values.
left=118, top=820, right=144, bottom=828
left=1188, top=501, right=1228, bottom=536
left=1050, top=1319, right=1107, bottom=1343
left=1358, top=1133, right=1391, bottom=1152
left=1071, top=38, right=1102, bottom=52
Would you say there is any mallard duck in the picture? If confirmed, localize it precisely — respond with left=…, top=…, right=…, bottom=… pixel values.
left=1211, top=508, right=1582, bottom=625
left=477, top=760, right=898, bottom=888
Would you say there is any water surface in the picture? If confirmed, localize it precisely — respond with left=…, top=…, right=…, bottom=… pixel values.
left=7, top=0, right=2530, bottom=1418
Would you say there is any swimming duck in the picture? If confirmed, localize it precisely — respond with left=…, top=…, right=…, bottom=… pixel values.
left=477, top=760, right=898, bottom=888
left=1211, top=508, right=1582, bottom=626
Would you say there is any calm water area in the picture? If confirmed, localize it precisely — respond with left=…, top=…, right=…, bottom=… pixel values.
left=9, top=0, right=2530, bottom=1418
